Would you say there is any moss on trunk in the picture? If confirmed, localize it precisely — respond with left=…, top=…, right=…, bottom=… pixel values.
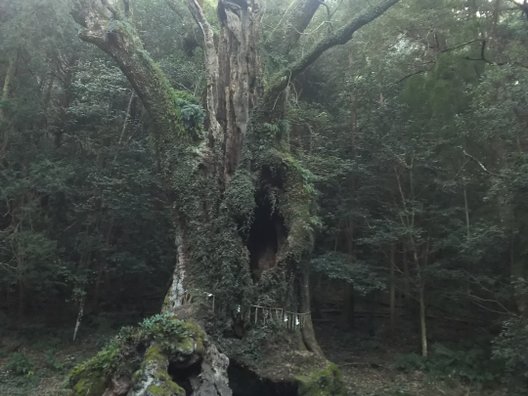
left=131, top=345, right=185, bottom=396
left=69, top=314, right=207, bottom=396
left=68, top=0, right=398, bottom=392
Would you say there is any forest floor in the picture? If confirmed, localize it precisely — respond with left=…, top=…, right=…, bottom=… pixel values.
left=0, top=314, right=509, bottom=396
left=315, top=322, right=507, bottom=396
left=0, top=314, right=126, bottom=396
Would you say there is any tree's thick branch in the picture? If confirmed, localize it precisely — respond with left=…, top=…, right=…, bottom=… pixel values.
left=266, top=0, right=400, bottom=99
left=72, top=0, right=184, bottom=136
left=271, top=0, right=324, bottom=55
left=183, top=0, right=222, bottom=140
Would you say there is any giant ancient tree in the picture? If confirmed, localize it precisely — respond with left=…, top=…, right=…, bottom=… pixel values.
left=70, top=0, right=399, bottom=394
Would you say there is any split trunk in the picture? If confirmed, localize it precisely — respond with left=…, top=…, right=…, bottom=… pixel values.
left=70, top=0, right=400, bottom=394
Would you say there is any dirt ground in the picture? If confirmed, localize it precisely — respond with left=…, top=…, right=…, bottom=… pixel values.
left=0, top=318, right=510, bottom=396
left=315, top=322, right=507, bottom=396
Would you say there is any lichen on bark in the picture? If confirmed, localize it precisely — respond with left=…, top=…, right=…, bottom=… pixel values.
left=70, top=0, right=399, bottom=393
left=130, top=344, right=185, bottom=396
left=69, top=313, right=216, bottom=396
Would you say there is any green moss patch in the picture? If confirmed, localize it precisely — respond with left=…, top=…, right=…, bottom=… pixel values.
left=132, top=344, right=186, bottom=396
left=296, top=363, right=347, bottom=396
left=68, top=313, right=204, bottom=395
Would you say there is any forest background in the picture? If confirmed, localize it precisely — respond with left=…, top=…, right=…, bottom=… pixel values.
left=2, top=0, right=528, bottom=395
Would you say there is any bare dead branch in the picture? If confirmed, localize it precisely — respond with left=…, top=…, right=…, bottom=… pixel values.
left=462, top=149, right=498, bottom=176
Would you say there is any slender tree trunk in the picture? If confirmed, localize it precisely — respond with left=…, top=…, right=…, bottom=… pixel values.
left=72, top=294, right=85, bottom=342
left=1, top=56, right=16, bottom=157
left=403, top=246, right=410, bottom=299
left=117, top=91, right=135, bottom=146
left=15, top=245, right=25, bottom=321
left=0, top=56, right=15, bottom=121
left=418, top=281, right=428, bottom=358
left=511, top=239, right=528, bottom=314
left=389, top=244, right=396, bottom=334
left=300, top=268, right=323, bottom=354
left=463, top=182, right=471, bottom=239
left=418, top=241, right=430, bottom=358
left=17, top=278, right=25, bottom=320
left=92, top=262, right=104, bottom=311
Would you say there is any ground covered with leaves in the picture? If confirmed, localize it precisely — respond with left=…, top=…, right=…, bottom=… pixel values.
left=0, top=317, right=512, bottom=396
left=316, top=323, right=509, bottom=396
left=0, top=315, right=128, bottom=396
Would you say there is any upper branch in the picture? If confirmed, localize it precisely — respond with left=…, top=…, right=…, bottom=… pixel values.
left=271, top=0, right=323, bottom=55
left=511, top=0, right=528, bottom=18
left=266, top=0, right=400, bottom=99
left=72, top=0, right=186, bottom=136
left=183, top=0, right=222, bottom=140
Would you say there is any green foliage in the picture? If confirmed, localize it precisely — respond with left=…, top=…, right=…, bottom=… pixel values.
left=492, top=316, right=528, bottom=391
left=395, top=344, right=499, bottom=384
left=311, top=252, right=385, bottom=295
left=138, top=313, right=205, bottom=356
left=69, top=340, right=121, bottom=381
left=45, top=349, right=65, bottom=371
left=69, top=59, right=128, bottom=122
left=296, top=363, right=347, bottom=396
left=302, top=1, right=527, bottom=377
left=0, top=11, right=175, bottom=313
left=224, top=169, right=256, bottom=230
left=178, top=101, right=205, bottom=130
left=6, top=352, right=33, bottom=377
left=69, top=313, right=204, bottom=394
left=262, top=120, right=290, bottom=140
left=233, top=325, right=279, bottom=363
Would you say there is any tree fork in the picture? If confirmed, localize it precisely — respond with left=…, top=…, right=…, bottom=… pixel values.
left=270, top=0, right=324, bottom=56
left=265, top=0, right=400, bottom=101
left=70, top=1, right=400, bottom=394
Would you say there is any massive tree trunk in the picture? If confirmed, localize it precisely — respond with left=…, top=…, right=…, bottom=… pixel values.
left=70, top=0, right=399, bottom=394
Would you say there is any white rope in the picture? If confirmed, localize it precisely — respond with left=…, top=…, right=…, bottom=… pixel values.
left=250, top=304, right=311, bottom=330
left=175, top=292, right=309, bottom=331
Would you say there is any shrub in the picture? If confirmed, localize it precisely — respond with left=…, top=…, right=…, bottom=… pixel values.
left=395, top=343, right=499, bottom=384
left=492, top=316, right=528, bottom=394
left=6, top=352, right=33, bottom=376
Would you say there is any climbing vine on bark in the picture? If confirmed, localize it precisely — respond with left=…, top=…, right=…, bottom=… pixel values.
left=70, top=0, right=400, bottom=393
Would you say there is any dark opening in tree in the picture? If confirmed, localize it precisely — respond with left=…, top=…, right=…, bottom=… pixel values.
left=66, top=0, right=401, bottom=394
left=247, top=189, right=285, bottom=282
left=168, top=359, right=202, bottom=394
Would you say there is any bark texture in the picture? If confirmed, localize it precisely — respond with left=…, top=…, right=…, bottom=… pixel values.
left=270, top=0, right=323, bottom=56
left=71, top=0, right=400, bottom=393
left=0, top=55, right=16, bottom=158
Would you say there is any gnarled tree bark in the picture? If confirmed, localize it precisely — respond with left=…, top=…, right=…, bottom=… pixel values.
left=70, top=0, right=399, bottom=394
left=270, top=0, right=323, bottom=56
